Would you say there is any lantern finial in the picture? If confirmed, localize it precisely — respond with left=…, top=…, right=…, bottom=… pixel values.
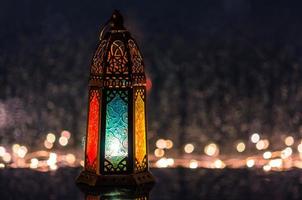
left=110, top=10, right=125, bottom=30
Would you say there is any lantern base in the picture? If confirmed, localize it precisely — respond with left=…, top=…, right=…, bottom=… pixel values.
left=76, top=170, right=155, bottom=187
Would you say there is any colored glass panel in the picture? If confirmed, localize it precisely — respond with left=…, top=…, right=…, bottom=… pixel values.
left=85, top=90, right=100, bottom=172
left=105, top=91, right=128, bottom=169
left=135, top=91, right=146, bottom=167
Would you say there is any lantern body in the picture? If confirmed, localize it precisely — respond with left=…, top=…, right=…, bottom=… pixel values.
left=77, top=10, right=154, bottom=186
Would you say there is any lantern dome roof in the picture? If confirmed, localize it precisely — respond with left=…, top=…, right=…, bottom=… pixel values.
left=89, top=10, right=146, bottom=88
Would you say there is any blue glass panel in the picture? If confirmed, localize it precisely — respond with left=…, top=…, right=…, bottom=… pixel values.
left=104, top=91, right=128, bottom=169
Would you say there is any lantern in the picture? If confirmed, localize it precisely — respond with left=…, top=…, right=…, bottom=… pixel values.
left=76, top=10, right=155, bottom=186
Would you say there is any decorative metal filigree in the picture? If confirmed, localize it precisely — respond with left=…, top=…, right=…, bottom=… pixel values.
left=104, top=157, right=128, bottom=173
left=91, top=40, right=107, bottom=75
left=104, top=90, right=129, bottom=171
left=107, top=40, right=128, bottom=75
left=128, top=39, right=144, bottom=73
left=135, top=155, right=147, bottom=172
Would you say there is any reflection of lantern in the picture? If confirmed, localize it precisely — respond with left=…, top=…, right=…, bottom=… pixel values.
left=82, top=185, right=153, bottom=200
left=77, top=10, right=154, bottom=186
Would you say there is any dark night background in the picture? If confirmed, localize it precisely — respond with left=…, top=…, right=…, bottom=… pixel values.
left=1, top=0, right=302, bottom=152
left=2, top=1, right=302, bottom=199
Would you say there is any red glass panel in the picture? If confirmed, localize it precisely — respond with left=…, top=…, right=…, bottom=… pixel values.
left=85, top=89, right=101, bottom=172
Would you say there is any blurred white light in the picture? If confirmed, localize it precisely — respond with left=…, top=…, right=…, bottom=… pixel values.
left=47, top=153, right=57, bottom=166
left=214, top=159, right=226, bottom=169
left=189, top=160, right=198, bottom=169
left=297, top=143, right=302, bottom=153
left=263, top=165, right=271, bottom=172
left=30, top=158, right=39, bottom=169
left=0, top=146, right=6, bottom=157
left=2, top=153, right=11, bottom=163
left=246, top=159, right=255, bottom=168
left=269, top=159, right=282, bottom=168
left=59, top=136, right=68, bottom=146
left=156, top=157, right=168, bottom=168
left=156, top=139, right=166, bottom=149
left=44, top=140, right=53, bottom=149
left=0, top=163, right=5, bottom=168
left=251, top=133, right=260, bottom=143
left=204, top=143, right=219, bottom=156
left=12, top=144, right=20, bottom=154
left=184, top=144, right=194, bottom=154
left=17, top=146, right=28, bottom=158
left=256, top=140, right=269, bottom=150
left=263, top=151, right=272, bottom=159
left=166, top=158, right=174, bottom=166
left=281, top=147, right=292, bottom=159
left=50, top=164, right=58, bottom=171
left=46, top=133, right=56, bottom=143
left=284, top=136, right=294, bottom=146
left=236, top=142, right=246, bottom=153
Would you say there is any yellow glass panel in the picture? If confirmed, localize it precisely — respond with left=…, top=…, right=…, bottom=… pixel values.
left=135, top=92, right=146, bottom=165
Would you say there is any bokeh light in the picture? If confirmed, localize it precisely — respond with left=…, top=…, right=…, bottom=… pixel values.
left=184, top=144, right=194, bottom=154
left=204, top=143, right=219, bottom=156
left=59, top=137, right=68, bottom=146
left=263, top=151, right=272, bottom=159
left=284, top=136, right=294, bottom=146
left=156, top=139, right=166, bottom=149
left=46, top=133, right=56, bottom=143
left=246, top=159, right=255, bottom=168
left=251, top=133, right=260, bottom=143
left=165, top=139, right=173, bottom=149
left=189, top=160, right=198, bottom=169
left=214, top=159, right=226, bottom=169
left=236, top=142, right=246, bottom=153
left=154, top=148, right=165, bottom=157
left=61, top=130, right=71, bottom=140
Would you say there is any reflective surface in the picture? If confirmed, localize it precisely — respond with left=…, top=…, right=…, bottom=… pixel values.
left=1, top=167, right=302, bottom=199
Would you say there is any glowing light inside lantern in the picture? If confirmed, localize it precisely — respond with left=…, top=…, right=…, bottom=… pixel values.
left=104, top=91, right=128, bottom=169
left=135, top=91, right=147, bottom=168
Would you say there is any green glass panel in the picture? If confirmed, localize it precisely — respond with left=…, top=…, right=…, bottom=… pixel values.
left=105, top=91, right=128, bottom=169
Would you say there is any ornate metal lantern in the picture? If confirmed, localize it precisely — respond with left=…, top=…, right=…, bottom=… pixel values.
left=77, top=10, right=154, bottom=186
